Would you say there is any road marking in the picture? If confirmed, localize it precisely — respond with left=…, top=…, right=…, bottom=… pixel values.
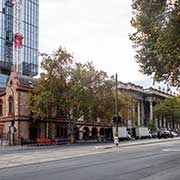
left=162, top=148, right=180, bottom=152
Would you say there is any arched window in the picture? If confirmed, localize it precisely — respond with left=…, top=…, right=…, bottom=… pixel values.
left=8, top=96, right=14, bottom=115
left=0, top=99, right=3, bottom=116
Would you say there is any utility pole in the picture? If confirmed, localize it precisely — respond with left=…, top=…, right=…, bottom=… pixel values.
left=115, top=73, right=118, bottom=133
left=114, top=73, right=119, bottom=146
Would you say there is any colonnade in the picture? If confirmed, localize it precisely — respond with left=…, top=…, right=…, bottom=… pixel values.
left=78, top=126, right=106, bottom=141
left=136, top=98, right=180, bottom=131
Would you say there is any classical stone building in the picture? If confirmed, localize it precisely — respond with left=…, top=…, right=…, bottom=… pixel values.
left=0, top=72, right=178, bottom=145
left=119, top=82, right=179, bottom=130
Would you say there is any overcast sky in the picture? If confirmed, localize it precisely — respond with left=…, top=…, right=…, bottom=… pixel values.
left=39, top=0, right=149, bottom=83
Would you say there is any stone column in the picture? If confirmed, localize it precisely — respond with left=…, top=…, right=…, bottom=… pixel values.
left=89, top=127, right=92, bottom=139
left=97, top=127, right=100, bottom=137
left=140, top=101, right=145, bottom=126
left=175, top=122, right=177, bottom=130
left=163, top=117, right=166, bottom=129
left=167, top=122, right=169, bottom=129
left=149, top=101, right=153, bottom=121
left=79, top=127, right=84, bottom=140
left=137, top=102, right=141, bottom=126
left=159, top=118, right=162, bottom=128
left=155, top=118, right=158, bottom=129
left=97, top=127, right=100, bottom=142
left=79, top=131, right=83, bottom=140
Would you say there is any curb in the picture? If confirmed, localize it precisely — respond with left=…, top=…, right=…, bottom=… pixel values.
left=101, top=137, right=180, bottom=150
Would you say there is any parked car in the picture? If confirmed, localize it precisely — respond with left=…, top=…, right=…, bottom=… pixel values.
left=150, top=131, right=158, bottom=138
left=157, top=130, right=171, bottom=138
left=127, top=132, right=135, bottom=140
left=170, top=131, right=178, bottom=138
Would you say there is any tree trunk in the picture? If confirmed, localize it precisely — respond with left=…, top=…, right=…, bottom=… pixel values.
left=70, top=134, right=75, bottom=144
left=70, top=121, right=76, bottom=144
left=45, top=122, right=48, bottom=138
left=48, top=121, right=53, bottom=142
left=67, top=114, right=76, bottom=144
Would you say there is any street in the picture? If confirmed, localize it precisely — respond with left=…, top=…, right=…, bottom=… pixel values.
left=1, top=140, right=180, bottom=180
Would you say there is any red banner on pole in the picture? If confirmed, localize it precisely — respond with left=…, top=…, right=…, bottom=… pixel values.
left=14, top=33, right=23, bottom=48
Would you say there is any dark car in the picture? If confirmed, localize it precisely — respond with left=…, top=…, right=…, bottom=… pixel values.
left=157, top=130, right=171, bottom=139
left=170, top=131, right=178, bottom=138
left=150, top=131, right=158, bottom=138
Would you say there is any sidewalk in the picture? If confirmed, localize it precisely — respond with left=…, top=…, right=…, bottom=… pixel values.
left=1, top=137, right=180, bottom=152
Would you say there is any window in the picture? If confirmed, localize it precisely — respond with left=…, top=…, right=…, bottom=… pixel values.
left=60, top=128, right=64, bottom=137
left=8, top=96, right=14, bottom=115
left=0, top=99, right=3, bottom=116
left=56, top=127, right=60, bottom=137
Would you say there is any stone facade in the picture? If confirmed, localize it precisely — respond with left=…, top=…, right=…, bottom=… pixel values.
left=119, top=82, right=179, bottom=130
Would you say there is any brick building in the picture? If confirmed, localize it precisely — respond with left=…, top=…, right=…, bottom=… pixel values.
left=0, top=72, right=37, bottom=144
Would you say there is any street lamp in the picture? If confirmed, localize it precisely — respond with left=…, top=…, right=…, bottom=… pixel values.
left=114, top=73, right=119, bottom=146
left=7, top=83, right=15, bottom=145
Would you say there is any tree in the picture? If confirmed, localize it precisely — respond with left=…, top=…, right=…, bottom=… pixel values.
left=30, top=73, right=55, bottom=138
left=147, top=120, right=156, bottom=131
left=65, top=62, right=114, bottom=142
left=119, top=92, right=138, bottom=126
left=154, top=96, right=180, bottom=129
left=30, top=47, right=115, bottom=142
left=30, top=47, right=73, bottom=139
left=130, top=0, right=180, bottom=87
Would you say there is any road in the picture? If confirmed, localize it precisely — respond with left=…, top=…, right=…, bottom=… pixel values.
left=1, top=140, right=180, bottom=180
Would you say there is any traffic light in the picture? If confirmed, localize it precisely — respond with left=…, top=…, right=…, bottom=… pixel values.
left=11, top=120, right=15, bottom=127
left=112, top=115, right=121, bottom=124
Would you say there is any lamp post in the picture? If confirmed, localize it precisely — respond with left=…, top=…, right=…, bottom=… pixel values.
left=114, top=73, right=119, bottom=146
left=7, top=84, right=15, bottom=145
left=115, top=73, right=118, bottom=134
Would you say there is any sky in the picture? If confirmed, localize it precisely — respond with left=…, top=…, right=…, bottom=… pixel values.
left=39, top=0, right=150, bottom=84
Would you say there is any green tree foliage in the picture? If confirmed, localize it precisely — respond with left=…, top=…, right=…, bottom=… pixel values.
left=30, top=48, right=73, bottom=138
left=119, top=92, right=138, bottom=126
left=65, top=62, right=115, bottom=141
left=147, top=120, right=156, bottom=131
left=30, top=73, right=52, bottom=121
left=31, top=48, right=73, bottom=120
left=130, top=0, right=180, bottom=87
left=30, top=47, right=115, bottom=141
left=154, top=96, right=180, bottom=129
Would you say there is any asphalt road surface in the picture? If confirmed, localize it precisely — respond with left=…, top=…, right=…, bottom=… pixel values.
left=1, top=141, right=180, bottom=180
